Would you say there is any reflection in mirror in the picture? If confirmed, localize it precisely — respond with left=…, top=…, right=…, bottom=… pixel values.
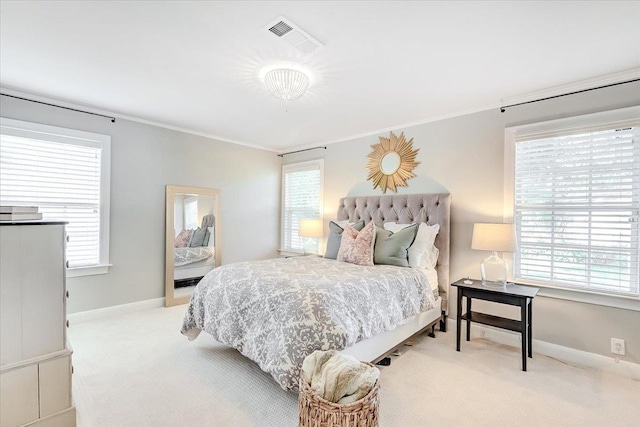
left=166, top=186, right=221, bottom=307
left=380, top=151, right=401, bottom=175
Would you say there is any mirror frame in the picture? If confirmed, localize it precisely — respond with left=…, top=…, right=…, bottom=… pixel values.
left=366, top=131, right=420, bottom=194
left=165, top=185, right=221, bottom=307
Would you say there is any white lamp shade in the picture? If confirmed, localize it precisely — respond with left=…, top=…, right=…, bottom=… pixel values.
left=299, top=219, right=323, bottom=238
left=471, top=223, right=516, bottom=252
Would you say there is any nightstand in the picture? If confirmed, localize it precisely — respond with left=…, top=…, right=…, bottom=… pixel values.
left=451, top=278, right=539, bottom=371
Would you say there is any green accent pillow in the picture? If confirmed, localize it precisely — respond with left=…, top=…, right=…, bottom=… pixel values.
left=324, top=221, right=365, bottom=259
left=374, top=224, right=418, bottom=267
left=188, top=227, right=208, bottom=247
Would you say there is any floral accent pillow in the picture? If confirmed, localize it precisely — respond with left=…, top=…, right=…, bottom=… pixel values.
left=337, top=221, right=376, bottom=266
left=174, top=229, right=192, bottom=248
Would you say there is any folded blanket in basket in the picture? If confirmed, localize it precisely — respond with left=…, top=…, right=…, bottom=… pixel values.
left=301, top=350, right=380, bottom=405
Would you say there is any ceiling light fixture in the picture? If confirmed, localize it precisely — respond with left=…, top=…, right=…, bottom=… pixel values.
left=264, top=68, right=309, bottom=101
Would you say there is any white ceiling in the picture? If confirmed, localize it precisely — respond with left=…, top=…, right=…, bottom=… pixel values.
left=1, top=1, right=639, bottom=151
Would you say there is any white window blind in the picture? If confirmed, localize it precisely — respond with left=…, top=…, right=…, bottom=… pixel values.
left=184, top=197, right=198, bottom=230
left=0, top=118, right=110, bottom=271
left=282, top=160, right=323, bottom=252
left=514, top=124, right=640, bottom=297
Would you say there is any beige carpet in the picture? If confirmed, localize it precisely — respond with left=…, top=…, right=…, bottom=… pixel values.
left=69, top=305, right=639, bottom=427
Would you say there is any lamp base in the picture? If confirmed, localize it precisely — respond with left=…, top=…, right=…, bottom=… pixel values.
left=481, top=280, right=507, bottom=289
left=480, top=252, right=509, bottom=288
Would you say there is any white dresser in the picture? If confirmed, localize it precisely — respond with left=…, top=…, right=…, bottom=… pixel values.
left=0, top=222, right=76, bottom=427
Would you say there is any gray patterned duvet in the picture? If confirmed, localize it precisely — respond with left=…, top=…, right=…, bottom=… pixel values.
left=174, top=247, right=213, bottom=267
left=181, top=256, right=437, bottom=391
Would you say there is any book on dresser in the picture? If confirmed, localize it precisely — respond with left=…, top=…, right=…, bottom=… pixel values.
left=0, top=206, right=39, bottom=213
left=0, top=221, right=77, bottom=427
left=0, top=212, right=43, bottom=221
left=0, top=206, right=43, bottom=221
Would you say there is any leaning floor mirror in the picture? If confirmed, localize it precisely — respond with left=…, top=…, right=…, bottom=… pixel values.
left=165, top=185, right=221, bottom=307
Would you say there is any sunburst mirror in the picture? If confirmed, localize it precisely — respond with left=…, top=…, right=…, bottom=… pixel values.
left=366, top=131, right=420, bottom=193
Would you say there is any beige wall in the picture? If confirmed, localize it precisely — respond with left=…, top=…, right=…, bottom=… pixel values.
left=283, top=81, right=640, bottom=364
left=1, top=95, right=281, bottom=313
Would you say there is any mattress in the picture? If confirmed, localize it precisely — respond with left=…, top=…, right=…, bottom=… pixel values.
left=174, top=248, right=215, bottom=281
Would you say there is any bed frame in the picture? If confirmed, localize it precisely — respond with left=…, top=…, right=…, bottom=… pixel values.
left=336, top=193, right=451, bottom=363
left=173, top=214, right=217, bottom=284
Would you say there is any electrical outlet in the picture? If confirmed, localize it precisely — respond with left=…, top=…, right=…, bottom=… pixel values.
left=611, top=338, right=625, bottom=356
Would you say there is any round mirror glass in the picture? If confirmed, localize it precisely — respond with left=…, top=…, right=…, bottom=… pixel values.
left=380, top=151, right=401, bottom=175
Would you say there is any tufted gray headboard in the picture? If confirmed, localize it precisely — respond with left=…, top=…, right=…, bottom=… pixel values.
left=336, top=193, right=451, bottom=313
left=201, top=214, right=215, bottom=229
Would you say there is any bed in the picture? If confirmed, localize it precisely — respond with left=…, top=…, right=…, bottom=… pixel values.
left=181, top=193, right=450, bottom=391
left=174, top=247, right=215, bottom=281
left=174, top=214, right=216, bottom=284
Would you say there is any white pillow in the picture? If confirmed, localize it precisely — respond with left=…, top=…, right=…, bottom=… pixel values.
left=424, top=245, right=439, bottom=269
left=383, top=222, right=440, bottom=269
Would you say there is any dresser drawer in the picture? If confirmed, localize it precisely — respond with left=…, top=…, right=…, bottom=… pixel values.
left=39, top=355, right=72, bottom=418
left=0, top=364, right=39, bottom=427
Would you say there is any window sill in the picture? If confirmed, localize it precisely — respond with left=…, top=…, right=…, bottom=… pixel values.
left=278, top=249, right=304, bottom=257
left=66, top=264, right=111, bottom=278
left=514, top=278, right=640, bottom=312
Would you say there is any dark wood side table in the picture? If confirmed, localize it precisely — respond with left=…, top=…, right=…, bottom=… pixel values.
left=451, top=279, right=539, bottom=371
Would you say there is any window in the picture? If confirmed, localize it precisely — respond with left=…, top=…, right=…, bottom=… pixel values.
left=0, top=118, right=111, bottom=277
left=183, top=196, right=199, bottom=230
left=281, top=160, right=324, bottom=252
left=506, top=107, right=640, bottom=299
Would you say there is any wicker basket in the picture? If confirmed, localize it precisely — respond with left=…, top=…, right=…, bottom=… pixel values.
left=298, top=363, right=380, bottom=427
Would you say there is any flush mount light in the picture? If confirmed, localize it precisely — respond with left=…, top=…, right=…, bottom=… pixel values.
left=264, top=68, right=309, bottom=101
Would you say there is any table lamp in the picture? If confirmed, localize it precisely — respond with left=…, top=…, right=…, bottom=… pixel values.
left=299, top=219, right=323, bottom=255
left=471, top=223, right=516, bottom=287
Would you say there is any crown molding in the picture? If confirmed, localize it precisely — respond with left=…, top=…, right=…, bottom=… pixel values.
left=0, top=86, right=278, bottom=153
left=500, top=67, right=640, bottom=107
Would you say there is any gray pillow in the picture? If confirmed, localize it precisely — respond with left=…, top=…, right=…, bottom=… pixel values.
left=324, top=221, right=365, bottom=259
left=188, top=227, right=208, bottom=247
left=374, top=224, right=418, bottom=267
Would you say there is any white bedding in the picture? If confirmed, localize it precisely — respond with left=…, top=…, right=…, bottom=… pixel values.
left=415, top=267, right=439, bottom=296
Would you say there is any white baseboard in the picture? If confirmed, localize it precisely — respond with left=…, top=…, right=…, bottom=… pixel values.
left=447, top=318, right=640, bottom=380
left=68, top=297, right=165, bottom=324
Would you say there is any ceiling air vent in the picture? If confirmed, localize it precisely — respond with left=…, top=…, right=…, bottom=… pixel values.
left=264, top=16, right=323, bottom=54
left=268, top=21, right=293, bottom=37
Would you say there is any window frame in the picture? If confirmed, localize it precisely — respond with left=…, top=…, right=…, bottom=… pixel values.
left=183, top=196, right=199, bottom=230
left=280, top=159, right=324, bottom=255
left=504, top=106, right=640, bottom=311
left=0, top=117, right=111, bottom=277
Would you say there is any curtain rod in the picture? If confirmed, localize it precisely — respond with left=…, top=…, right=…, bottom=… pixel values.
left=1, top=93, right=116, bottom=123
left=277, top=146, right=326, bottom=157
left=500, top=78, right=640, bottom=113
